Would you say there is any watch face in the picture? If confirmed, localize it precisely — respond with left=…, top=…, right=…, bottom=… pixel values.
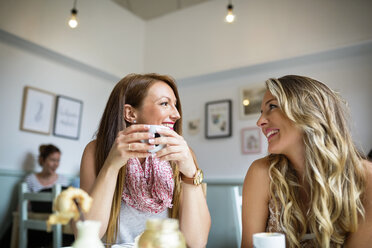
left=193, top=169, right=203, bottom=185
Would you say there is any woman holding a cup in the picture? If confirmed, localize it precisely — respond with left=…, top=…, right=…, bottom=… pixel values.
left=242, top=75, right=372, bottom=248
left=79, top=73, right=211, bottom=247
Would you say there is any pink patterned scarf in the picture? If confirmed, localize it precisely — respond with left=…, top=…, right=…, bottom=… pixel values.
left=122, top=155, right=174, bottom=213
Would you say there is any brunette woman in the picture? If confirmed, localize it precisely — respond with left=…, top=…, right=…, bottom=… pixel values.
left=80, top=73, right=211, bottom=247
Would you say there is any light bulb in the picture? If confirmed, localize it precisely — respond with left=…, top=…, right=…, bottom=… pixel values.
left=225, top=3, right=235, bottom=23
left=243, top=99, right=250, bottom=106
left=68, top=9, right=78, bottom=28
left=225, top=13, right=235, bottom=23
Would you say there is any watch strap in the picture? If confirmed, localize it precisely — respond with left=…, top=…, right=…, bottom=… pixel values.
left=181, top=168, right=203, bottom=185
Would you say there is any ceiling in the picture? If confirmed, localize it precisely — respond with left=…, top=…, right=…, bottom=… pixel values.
left=113, top=0, right=212, bottom=20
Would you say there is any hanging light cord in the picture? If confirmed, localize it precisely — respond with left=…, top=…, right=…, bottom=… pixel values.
left=227, top=0, right=233, bottom=11
left=72, top=0, right=78, bottom=14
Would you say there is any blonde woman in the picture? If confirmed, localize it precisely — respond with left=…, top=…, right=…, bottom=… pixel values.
left=80, top=73, right=210, bottom=247
left=241, top=75, right=372, bottom=248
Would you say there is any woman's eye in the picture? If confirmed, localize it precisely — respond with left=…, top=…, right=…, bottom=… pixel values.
left=160, top=102, right=169, bottom=106
left=269, top=104, right=278, bottom=110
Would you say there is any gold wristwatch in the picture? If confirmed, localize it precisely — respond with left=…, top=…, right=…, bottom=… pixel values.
left=181, top=168, right=204, bottom=186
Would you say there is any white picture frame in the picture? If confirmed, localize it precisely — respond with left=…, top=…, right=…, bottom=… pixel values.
left=187, top=119, right=200, bottom=135
left=53, top=95, right=83, bottom=140
left=241, top=127, right=261, bottom=154
left=20, top=86, right=55, bottom=135
left=239, top=83, right=266, bottom=119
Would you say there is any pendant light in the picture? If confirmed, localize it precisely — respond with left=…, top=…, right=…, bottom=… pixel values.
left=68, top=0, right=79, bottom=29
left=225, top=0, right=235, bottom=23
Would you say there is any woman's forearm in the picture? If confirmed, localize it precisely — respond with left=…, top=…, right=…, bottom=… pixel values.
left=179, top=183, right=211, bottom=248
left=83, top=163, right=120, bottom=238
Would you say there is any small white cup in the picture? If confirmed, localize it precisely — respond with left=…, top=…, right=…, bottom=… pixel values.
left=253, top=232, right=285, bottom=248
left=142, top=125, right=165, bottom=153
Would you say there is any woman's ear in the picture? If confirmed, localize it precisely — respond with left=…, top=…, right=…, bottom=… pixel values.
left=124, top=104, right=137, bottom=123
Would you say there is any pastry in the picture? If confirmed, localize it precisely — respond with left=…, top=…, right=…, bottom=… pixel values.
left=46, top=187, right=93, bottom=231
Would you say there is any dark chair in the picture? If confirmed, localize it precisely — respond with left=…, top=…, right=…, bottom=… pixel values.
left=18, top=183, right=62, bottom=248
left=30, top=186, right=68, bottom=213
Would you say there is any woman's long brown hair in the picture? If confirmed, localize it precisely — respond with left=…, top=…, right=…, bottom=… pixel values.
left=94, top=73, right=183, bottom=243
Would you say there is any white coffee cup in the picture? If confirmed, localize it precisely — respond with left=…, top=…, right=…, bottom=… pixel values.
left=142, top=125, right=165, bottom=153
left=253, top=232, right=285, bottom=248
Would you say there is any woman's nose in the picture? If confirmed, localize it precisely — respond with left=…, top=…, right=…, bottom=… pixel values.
left=171, top=105, right=180, bottom=120
left=256, top=113, right=267, bottom=127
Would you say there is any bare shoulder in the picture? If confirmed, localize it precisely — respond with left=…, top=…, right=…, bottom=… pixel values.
left=80, top=140, right=97, bottom=193
left=243, top=157, right=271, bottom=197
left=244, top=157, right=270, bottom=184
left=84, top=140, right=96, bottom=155
left=81, top=140, right=97, bottom=169
left=80, top=140, right=95, bottom=164
left=248, top=156, right=270, bottom=172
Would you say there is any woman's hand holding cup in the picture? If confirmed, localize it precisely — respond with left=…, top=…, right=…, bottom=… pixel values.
left=104, top=125, right=155, bottom=171
left=151, top=126, right=196, bottom=178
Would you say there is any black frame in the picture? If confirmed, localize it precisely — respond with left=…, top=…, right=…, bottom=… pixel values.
left=205, top=99, right=232, bottom=139
left=53, top=95, right=83, bottom=140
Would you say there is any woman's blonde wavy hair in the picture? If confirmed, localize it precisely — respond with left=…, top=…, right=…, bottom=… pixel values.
left=95, top=73, right=184, bottom=244
left=266, top=75, right=366, bottom=247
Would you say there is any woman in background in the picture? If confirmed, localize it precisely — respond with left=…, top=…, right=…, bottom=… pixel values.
left=24, top=144, right=72, bottom=247
left=242, top=75, right=372, bottom=247
left=80, top=73, right=210, bottom=247
left=24, top=144, right=69, bottom=192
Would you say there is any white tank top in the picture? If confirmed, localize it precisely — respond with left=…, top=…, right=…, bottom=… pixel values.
left=116, top=200, right=168, bottom=244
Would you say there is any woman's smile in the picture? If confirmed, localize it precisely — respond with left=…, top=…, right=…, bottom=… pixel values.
left=265, top=128, right=279, bottom=142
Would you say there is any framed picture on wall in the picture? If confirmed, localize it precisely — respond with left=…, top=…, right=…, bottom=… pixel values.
left=53, top=95, right=83, bottom=140
left=239, top=83, right=266, bottom=120
left=241, top=127, right=261, bottom=154
left=187, top=119, right=201, bottom=135
left=205, top=99, right=232, bottom=139
left=20, top=86, right=55, bottom=135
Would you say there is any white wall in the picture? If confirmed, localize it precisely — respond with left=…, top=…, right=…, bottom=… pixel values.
left=0, top=0, right=147, bottom=174
left=0, top=31, right=116, bottom=175
left=179, top=42, right=372, bottom=180
left=145, top=0, right=372, bottom=79
left=0, top=0, right=146, bottom=77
